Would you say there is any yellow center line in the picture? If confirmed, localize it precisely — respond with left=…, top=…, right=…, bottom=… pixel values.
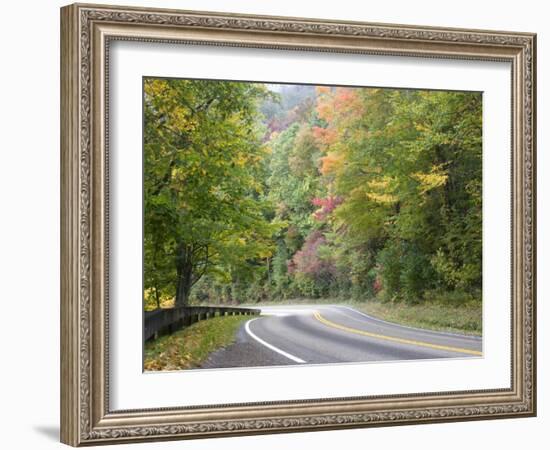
left=313, top=312, right=482, bottom=357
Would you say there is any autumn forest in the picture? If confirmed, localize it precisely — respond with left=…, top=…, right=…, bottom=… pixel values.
left=144, top=78, right=482, bottom=318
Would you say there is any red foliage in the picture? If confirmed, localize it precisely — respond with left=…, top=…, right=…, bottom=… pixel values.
left=288, top=230, right=336, bottom=277
left=311, top=196, right=343, bottom=222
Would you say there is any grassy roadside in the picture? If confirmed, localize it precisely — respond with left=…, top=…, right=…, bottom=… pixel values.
left=352, top=299, right=482, bottom=336
left=144, top=315, right=249, bottom=371
left=244, top=297, right=482, bottom=336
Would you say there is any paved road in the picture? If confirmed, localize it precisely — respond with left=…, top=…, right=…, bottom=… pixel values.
left=200, top=305, right=482, bottom=369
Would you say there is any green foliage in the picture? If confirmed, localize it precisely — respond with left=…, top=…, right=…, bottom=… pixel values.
left=144, top=78, right=279, bottom=306
left=311, top=87, right=482, bottom=304
left=271, top=241, right=291, bottom=298
left=376, top=242, right=403, bottom=300
left=144, top=79, right=482, bottom=310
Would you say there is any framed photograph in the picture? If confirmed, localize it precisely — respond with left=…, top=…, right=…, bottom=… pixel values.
left=60, top=3, right=536, bottom=446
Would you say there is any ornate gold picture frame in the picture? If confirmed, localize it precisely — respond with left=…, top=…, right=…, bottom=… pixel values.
left=60, top=3, right=536, bottom=446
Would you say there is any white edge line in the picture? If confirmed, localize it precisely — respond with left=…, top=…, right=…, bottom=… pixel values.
left=245, top=318, right=306, bottom=364
left=336, top=305, right=482, bottom=341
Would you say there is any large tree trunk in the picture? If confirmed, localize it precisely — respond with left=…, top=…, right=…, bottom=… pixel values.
left=175, top=243, right=193, bottom=306
left=174, top=242, right=209, bottom=306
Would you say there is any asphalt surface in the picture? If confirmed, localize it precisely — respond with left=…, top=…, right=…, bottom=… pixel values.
left=200, top=305, right=482, bottom=369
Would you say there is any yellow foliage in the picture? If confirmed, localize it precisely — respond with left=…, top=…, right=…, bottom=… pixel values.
left=365, top=176, right=398, bottom=203
left=257, top=248, right=274, bottom=259
left=367, top=177, right=391, bottom=190
left=366, top=192, right=398, bottom=203
left=414, top=123, right=429, bottom=132
left=413, top=165, right=448, bottom=193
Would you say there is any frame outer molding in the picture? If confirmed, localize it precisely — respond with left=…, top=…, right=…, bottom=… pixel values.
left=60, top=3, right=536, bottom=446
left=61, top=4, right=80, bottom=446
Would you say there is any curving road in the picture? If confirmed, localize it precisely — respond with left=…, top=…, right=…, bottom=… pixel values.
left=200, top=305, right=482, bottom=369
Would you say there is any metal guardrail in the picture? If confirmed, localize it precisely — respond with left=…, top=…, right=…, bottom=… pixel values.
left=144, top=305, right=261, bottom=341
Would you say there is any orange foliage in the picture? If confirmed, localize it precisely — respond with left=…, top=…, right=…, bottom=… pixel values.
left=316, top=87, right=362, bottom=123
left=316, top=99, right=335, bottom=122
left=314, top=88, right=364, bottom=158
left=320, top=152, right=342, bottom=175
left=312, top=126, right=338, bottom=147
